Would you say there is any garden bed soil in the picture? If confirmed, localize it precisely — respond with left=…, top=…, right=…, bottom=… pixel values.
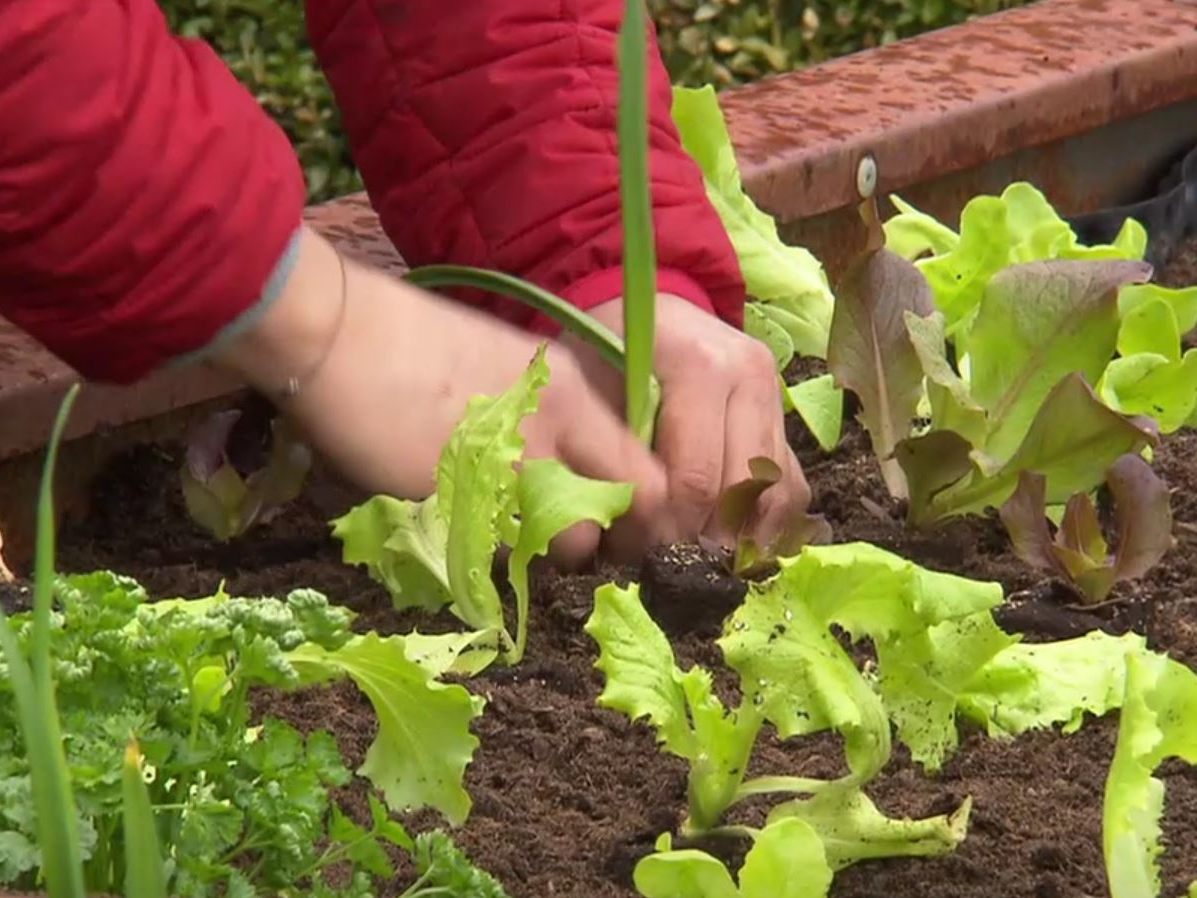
left=1161, top=234, right=1197, bottom=290
left=42, top=378, right=1197, bottom=898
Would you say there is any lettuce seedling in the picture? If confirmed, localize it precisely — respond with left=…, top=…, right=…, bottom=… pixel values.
left=1103, top=649, right=1197, bottom=898
left=1101, top=282, right=1197, bottom=433
left=587, top=542, right=997, bottom=852
left=333, top=346, right=634, bottom=668
left=884, top=181, right=1149, bottom=336
left=180, top=409, right=312, bottom=541
left=999, top=453, right=1174, bottom=604
left=829, top=186, right=1160, bottom=522
left=886, top=182, right=1197, bottom=440
left=634, top=819, right=833, bottom=898
left=702, top=456, right=832, bottom=578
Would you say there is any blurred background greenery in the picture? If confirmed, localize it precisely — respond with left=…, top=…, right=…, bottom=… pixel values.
left=162, top=0, right=1032, bottom=203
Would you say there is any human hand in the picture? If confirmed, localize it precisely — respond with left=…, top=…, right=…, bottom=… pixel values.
left=212, top=227, right=674, bottom=566
left=563, top=293, right=813, bottom=556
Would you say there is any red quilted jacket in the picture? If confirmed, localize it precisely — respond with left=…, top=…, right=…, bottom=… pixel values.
left=0, top=0, right=745, bottom=384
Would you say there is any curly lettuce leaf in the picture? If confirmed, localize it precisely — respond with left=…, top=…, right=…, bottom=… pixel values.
left=331, top=495, right=452, bottom=614
left=633, top=819, right=832, bottom=898
left=721, top=543, right=1009, bottom=775
left=883, top=194, right=960, bottom=262
left=335, top=347, right=632, bottom=665
left=584, top=582, right=757, bottom=833
left=1102, top=350, right=1197, bottom=434
left=1119, top=283, right=1197, bottom=341
left=288, top=633, right=484, bottom=826
left=671, top=85, right=834, bottom=360
left=959, top=631, right=1145, bottom=738
left=887, top=183, right=1147, bottom=334
left=437, top=347, right=550, bottom=639
left=509, top=459, right=633, bottom=659
left=916, top=195, right=1012, bottom=333
left=1103, top=650, right=1197, bottom=898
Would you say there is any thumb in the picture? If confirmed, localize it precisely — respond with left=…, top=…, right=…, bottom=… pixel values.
left=554, top=395, right=676, bottom=563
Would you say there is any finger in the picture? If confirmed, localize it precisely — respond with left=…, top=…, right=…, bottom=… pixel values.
left=654, top=373, right=732, bottom=542
left=545, top=520, right=603, bottom=570
left=552, top=393, right=676, bottom=560
left=710, top=354, right=789, bottom=547
left=744, top=450, right=814, bottom=555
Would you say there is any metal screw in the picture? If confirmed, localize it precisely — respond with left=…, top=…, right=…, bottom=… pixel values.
left=856, top=154, right=878, bottom=199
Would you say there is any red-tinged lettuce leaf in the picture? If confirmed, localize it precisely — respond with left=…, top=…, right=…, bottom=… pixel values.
left=708, top=457, right=832, bottom=578
left=998, top=454, right=1173, bottom=603
left=828, top=198, right=935, bottom=499
left=902, top=374, right=1157, bottom=526
left=964, top=259, right=1152, bottom=464
left=997, top=471, right=1065, bottom=576
left=1060, top=492, right=1108, bottom=560
left=1105, top=454, right=1175, bottom=585
left=181, top=410, right=312, bottom=541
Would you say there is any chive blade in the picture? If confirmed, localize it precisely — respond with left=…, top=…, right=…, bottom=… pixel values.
left=617, top=0, right=658, bottom=444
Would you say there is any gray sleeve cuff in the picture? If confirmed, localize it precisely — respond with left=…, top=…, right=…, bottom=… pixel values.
left=167, top=225, right=304, bottom=370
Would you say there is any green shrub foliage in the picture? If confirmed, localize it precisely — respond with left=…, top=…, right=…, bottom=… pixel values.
left=161, top=0, right=1031, bottom=202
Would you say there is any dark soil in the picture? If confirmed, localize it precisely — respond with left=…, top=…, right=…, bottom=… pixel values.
left=1160, top=234, right=1197, bottom=291
left=48, top=394, right=1197, bottom=898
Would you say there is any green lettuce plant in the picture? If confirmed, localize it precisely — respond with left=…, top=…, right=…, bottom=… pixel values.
left=827, top=188, right=1162, bottom=523
left=591, top=536, right=1196, bottom=897
left=886, top=182, right=1197, bottom=436
left=586, top=542, right=1003, bottom=845
left=332, top=347, right=634, bottom=668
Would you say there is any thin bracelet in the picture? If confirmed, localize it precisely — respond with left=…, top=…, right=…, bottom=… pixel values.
left=278, top=246, right=349, bottom=402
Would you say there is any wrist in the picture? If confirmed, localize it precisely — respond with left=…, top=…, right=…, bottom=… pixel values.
left=211, top=225, right=349, bottom=397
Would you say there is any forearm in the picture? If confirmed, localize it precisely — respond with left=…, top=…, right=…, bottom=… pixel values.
left=214, top=226, right=574, bottom=498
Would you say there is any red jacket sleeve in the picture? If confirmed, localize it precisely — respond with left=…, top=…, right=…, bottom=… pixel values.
left=0, top=0, right=306, bottom=384
left=305, top=0, right=746, bottom=334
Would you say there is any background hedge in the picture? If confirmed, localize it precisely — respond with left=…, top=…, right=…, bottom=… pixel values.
left=162, top=0, right=1033, bottom=203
